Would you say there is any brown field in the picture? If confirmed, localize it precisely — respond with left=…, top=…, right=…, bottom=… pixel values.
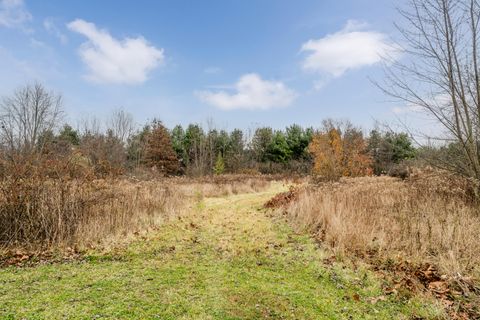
left=282, top=175, right=479, bottom=277
left=0, top=174, right=275, bottom=253
left=1, top=169, right=479, bottom=318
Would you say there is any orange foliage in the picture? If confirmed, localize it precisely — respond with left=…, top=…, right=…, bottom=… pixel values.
left=309, top=128, right=372, bottom=180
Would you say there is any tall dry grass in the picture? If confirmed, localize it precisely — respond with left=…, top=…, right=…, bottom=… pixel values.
left=170, top=174, right=274, bottom=198
left=0, top=177, right=184, bottom=250
left=282, top=172, right=480, bottom=279
left=0, top=159, right=275, bottom=252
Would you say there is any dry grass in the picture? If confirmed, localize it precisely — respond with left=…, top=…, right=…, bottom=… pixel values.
left=0, top=178, right=184, bottom=250
left=171, top=174, right=275, bottom=198
left=0, top=170, right=276, bottom=254
left=281, top=172, right=480, bottom=280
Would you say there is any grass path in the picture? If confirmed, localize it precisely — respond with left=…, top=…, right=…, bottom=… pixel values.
left=0, top=183, right=442, bottom=319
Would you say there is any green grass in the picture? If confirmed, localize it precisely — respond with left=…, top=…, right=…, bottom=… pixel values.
left=0, top=183, right=443, bottom=319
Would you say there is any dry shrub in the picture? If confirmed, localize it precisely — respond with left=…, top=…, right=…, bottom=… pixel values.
left=309, top=125, right=372, bottom=181
left=236, top=168, right=261, bottom=175
left=282, top=174, right=480, bottom=279
left=74, top=180, right=183, bottom=245
left=0, top=162, right=277, bottom=252
left=0, top=156, right=184, bottom=250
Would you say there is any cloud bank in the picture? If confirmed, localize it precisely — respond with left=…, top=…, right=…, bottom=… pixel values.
left=67, top=19, right=164, bottom=84
left=301, top=20, right=398, bottom=78
left=196, top=73, right=297, bottom=110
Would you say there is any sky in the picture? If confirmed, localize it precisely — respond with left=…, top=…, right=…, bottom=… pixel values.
left=0, top=0, right=418, bottom=132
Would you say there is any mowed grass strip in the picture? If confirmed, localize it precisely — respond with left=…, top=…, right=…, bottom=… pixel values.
left=0, top=183, right=443, bottom=319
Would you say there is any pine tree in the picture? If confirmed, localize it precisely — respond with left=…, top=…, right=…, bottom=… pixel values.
left=144, top=120, right=179, bottom=175
left=214, top=152, right=225, bottom=175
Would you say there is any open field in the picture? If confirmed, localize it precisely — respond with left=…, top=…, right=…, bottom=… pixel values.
left=0, top=174, right=274, bottom=253
left=3, top=0, right=480, bottom=318
left=0, top=181, right=443, bottom=319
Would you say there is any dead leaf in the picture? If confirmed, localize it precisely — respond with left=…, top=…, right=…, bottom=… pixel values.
left=428, top=281, right=449, bottom=295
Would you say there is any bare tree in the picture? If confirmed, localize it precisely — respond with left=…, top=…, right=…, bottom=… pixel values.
left=77, top=115, right=102, bottom=137
left=380, top=0, right=480, bottom=184
left=107, top=108, right=135, bottom=144
left=0, top=83, right=63, bottom=156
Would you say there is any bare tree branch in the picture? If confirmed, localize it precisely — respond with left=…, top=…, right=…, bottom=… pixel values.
left=0, top=83, right=63, bottom=158
left=379, top=0, right=480, bottom=183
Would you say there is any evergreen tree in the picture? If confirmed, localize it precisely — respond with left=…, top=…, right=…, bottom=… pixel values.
left=225, top=129, right=244, bottom=172
left=214, top=152, right=225, bottom=175
left=215, top=129, right=230, bottom=156
left=144, top=120, right=179, bottom=175
left=184, top=124, right=207, bottom=175
left=171, top=125, right=187, bottom=166
left=266, top=131, right=291, bottom=163
left=286, top=124, right=312, bottom=160
left=251, top=127, right=273, bottom=162
left=389, top=133, right=416, bottom=162
left=58, top=124, right=80, bottom=146
left=367, top=130, right=416, bottom=175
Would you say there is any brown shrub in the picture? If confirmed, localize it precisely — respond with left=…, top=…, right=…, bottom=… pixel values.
left=0, top=159, right=278, bottom=252
left=309, top=127, right=372, bottom=181
left=0, top=155, right=184, bottom=250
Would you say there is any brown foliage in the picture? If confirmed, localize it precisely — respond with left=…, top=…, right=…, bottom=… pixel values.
left=309, top=127, right=372, bottom=180
left=0, top=153, right=183, bottom=250
left=264, top=186, right=299, bottom=209
left=79, top=131, right=126, bottom=177
left=144, top=120, right=179, bottom=175
left=0, top=157, right=276, bottom=253
left=170, top=174, right=275, bottom=198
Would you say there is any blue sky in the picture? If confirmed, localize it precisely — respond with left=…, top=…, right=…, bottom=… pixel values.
left=0, top=0, right=412, bottom=131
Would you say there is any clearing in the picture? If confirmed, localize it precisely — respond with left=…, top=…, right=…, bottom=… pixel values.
left=0, top=182, right=442, bottom=319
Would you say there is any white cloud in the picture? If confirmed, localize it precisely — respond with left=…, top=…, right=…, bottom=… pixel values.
left=67, top=19, right=164, bottom=84
left=0, top=0, right=32, bottom=31
left=196, top=73, right=297, bottom=110
left=44, top=18, right=67, bottom=44
left=301, top=20, right=399, bottom=78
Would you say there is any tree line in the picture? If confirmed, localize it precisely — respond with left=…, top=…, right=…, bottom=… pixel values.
left=0, top=83, right=420, bottom=180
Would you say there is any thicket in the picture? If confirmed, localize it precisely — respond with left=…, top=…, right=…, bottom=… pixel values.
left=35, top=120, right=419, bottom=179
